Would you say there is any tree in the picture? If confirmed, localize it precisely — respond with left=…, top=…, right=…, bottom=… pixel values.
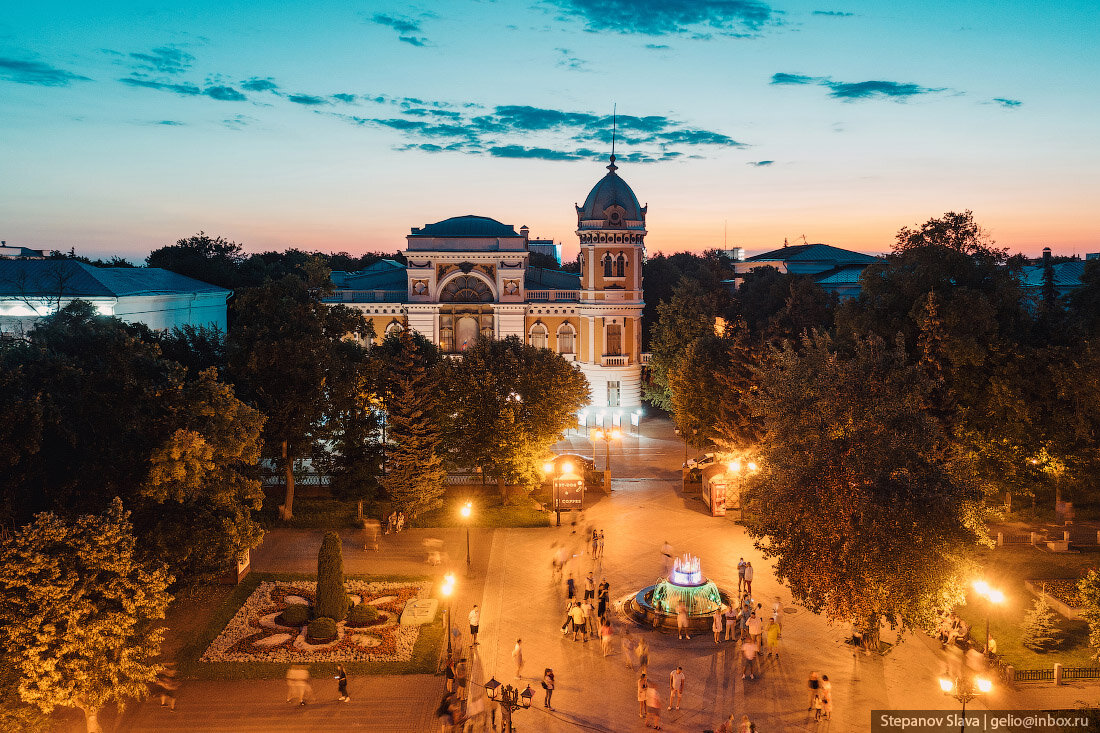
left=315, top=531, right=349, bottom=622
left=1077, top=570, right=1100, bottom=660
left=744, top=333, right=985, bottom=645
left=380, top=329, right=448, bottom=517
left=441, top=336, right=589, bottom=499
left=644, top=279, right=718, bottom=410
left=146, top=232, right=245, bottom=289
left=1021, top=591, right=1061, bottom=651
left=0, top=499, right=172, bottom=733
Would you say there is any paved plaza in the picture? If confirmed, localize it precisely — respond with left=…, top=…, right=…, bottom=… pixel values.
left=54, top=418, right=1094, bottom=732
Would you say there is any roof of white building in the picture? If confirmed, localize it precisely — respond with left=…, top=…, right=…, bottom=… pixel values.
left=0, top=260, right=229, bottom=297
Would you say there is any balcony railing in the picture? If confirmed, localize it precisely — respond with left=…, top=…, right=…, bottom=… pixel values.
left=526, top=290, right=580, bottom=302
left=324, top=290, right=406, bottom=303
left=640, top=352, right=652, bottom=365
left=602, top=354, right=629, bottom=367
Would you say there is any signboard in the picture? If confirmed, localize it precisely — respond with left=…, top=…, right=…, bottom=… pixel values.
left=554, top=476, right=584, bottom=511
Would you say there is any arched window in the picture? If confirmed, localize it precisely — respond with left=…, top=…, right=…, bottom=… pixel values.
left=529, top=322, right=548, bottom=349
left=602, top=253, right=613, bottom=277
left=557, top=323, right=575, bottom=354
left=439, top=275, right=494, bottom=303
left=614, top=253, right=626, bottom=277
left=385, top=321, right=403, bottom=336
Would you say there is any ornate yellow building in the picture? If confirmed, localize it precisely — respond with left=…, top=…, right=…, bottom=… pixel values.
left=328, top=156, right=646, bottom=421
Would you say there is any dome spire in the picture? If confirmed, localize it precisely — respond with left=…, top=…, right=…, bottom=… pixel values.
left=607, top=103, right=618, bottom=172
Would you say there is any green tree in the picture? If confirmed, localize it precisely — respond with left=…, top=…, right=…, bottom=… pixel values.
left=1077, top=570, right=1100, bottom=660
left=380, top=328, right=448, bottom=517
left=146, top=232, right=245, bottom=289
left=315, top=531, right=349, bottom=622
left=744, top=333, right=984, bottom=645
left=1021, top=591, right=1061, bottom=651
left=0, top=499, right=172, bottom=733
left=644, top=279, right=717, bottom=410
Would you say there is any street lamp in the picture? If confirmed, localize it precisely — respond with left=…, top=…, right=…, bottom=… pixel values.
left=441, top=573, right=456, bottom=664
left=460, top=501, right=473, bottom=575
left=972, top=580, right=1005, bottom=654
left=591, top=427, right=622, bottom=474
left=938, top=673, right=992, bottom=733
left=485, top=677, right=533, bottom=733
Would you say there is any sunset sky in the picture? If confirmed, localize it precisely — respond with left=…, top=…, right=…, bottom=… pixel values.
left=2, top=0, right=1097, bottom=263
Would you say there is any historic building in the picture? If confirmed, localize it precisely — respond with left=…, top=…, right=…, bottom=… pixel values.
left=328, top=156, right=647, bottom=421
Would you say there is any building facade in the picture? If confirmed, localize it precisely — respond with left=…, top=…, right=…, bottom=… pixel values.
left=328, top=157, right=647, bottom=421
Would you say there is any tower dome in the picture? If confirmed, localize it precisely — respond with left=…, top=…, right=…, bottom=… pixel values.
left=576, top=156, right=647, bottom=230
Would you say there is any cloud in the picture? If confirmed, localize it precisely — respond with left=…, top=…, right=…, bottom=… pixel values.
left=645, top=44, right=671, bottom=50
left=156, top=120, right=185, bottom=126
left=544, top=0, right=778, bottom=36
left=287, top=93, right=327, bottom=105
left=371, top=12, right=430, bottom=46
left=204, top=85, right=247, bottom=102
left=992, top=97, right=1022, bottom=108
left=128, top=46, right=194, bottom=75
left=331, top=101, right=745, bottom=163
left=556, top=48, right=588, bottom=71
left=0, top=56, right=91, bottom=86
left=241, top=77, right=279, bottom=92
left=813, top=10, right=853, bottom=16
left=120, top=77, right=201, bottom=95
left=222, top=114, right=254, bottom=130
left=771, top=72, right=945, bottom=101
left=748, top=160, right=773, bottom=166
left=332, top=93, right=357, bottom=103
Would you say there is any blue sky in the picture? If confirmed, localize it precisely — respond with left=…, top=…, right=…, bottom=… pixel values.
left=1, top=0, right=1097, bottom=261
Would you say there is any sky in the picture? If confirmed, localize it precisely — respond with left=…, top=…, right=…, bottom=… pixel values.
left=1, top=0, right=1097, bottom=263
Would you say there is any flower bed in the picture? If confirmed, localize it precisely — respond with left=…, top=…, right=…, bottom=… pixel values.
left=1038, top=579, right=1083, bottom=609
left=200, top=581, right=428, bottom=663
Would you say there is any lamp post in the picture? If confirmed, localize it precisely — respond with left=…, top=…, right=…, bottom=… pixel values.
left=938, top=673, right=992, bottom=733
left=485, top=677, right=533, bottom=733
left=972, top=580, right=1005, bottom=654
left=460, top=501, right=473, bottom=576
left=441, top=573, right=456, bottom=664
left=591, top=427, right=622, bottom=474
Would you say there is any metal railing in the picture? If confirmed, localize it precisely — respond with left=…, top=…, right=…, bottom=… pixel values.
left=324, top=290, right=406, bottom=303
left=526, top=290, right=580, bottom=302
left=1064, top=667, right=1100, bottom=680
left=1014, top=668, right=1055, bottom=682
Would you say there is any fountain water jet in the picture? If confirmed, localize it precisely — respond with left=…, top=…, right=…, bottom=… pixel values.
left=624, top=554, right=734, bottom=632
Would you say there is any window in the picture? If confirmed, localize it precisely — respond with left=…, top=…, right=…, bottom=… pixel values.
left=557, top=323, right=575, bottom=354
left=614, top=253, right=626, bottom=277
left=440, top=275, right=493, bottom=303
left=607, top=381, right=620, bottom=407
left=606, top=324, right=622, bottom=355
left=602, top=253, right=613, bottom=277
left=385, top=321, right=403, bottom=336
left=529, top=322, right=548, bottom=349
left=440, top=327, right=454, bottom=353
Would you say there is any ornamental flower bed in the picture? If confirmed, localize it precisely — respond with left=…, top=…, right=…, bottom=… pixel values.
left=1041, top=579, right=1083, bottom=609
left=201, top=580, right=428, bottom=663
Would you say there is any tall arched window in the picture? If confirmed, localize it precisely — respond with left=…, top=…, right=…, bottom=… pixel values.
left=440, top=275, right=494, bottom=303
left=605, top=323, right=622, bottom=355
left=557, top=323, right=575, bottom=354
left=602, top=253, right=613, bottom=277
left=614, top=253, right=626, bottom=277
left=385, top=321, right=403, bottom=336
left=529, top=322, right=548, bottom=349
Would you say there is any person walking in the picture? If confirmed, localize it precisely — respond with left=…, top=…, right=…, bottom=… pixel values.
left=737, top=558, right=746, bottom=593
left=637, top=637, right=650, bottom=673
left=468, top=605, right=481, bottom=646
left=566, top=573, right=576, bottom=601
left=676, top=602, right=691, bottom=640
left=741, top=637, right=759, bottom=680
left=154, top=664, right=180, bottom=711
left=286, top=665, right=311, bottom=705
left=724, top=603, right=738, bottom=642
left=661, top=541, right=673, bottom=576
left=569, top=601, right=588, bottom=642
left=743, top=562, right=754, bottom=595
left=622, top=627, right=638, bottom=669
left=597, top=579, right=610, bottom=618
left=747, top=612, right=763, bottom=646
left=637, top=673, right=648, bottom=718
left=335, top=664, right=350, bottom=702
left=765, top=618, right=781, bottom=659
left=668, top=666, right=685, bottom=711
left=583, top=598, right=599, bottom=638
left=597, top=530, right=605, bottom=559
left=512, top=639, right=524, bottom=678
left=820, top=674, right=833, bottom=720
left=600, top=617, right=614, bottom=656
left=645, top=682, right=663, bottom=729
left=591, top=531, right=599, bottom=558
left=584, top=571, right=595, bottom=600
left=772, top=596, right=784, bottom=628
left=712, top=608, right=724, bottom=644
left=542, top=668, right=555, bottom=709
left=807, top=671, right=820, bottom=711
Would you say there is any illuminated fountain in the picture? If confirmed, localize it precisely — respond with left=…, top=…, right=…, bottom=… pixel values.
left=625, top=554, right=733, bottom=632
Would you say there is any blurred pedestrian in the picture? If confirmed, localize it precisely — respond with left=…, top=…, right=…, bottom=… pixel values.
left=668, top=666, right=685, bottom=711
left=676, top=602, right=691, bottom=640
left=713, top=608, right=724, bottom=644
left=542, top=668, right=555, bottom=709
left=335, top=664, right=349, bottom=702
left=566, top=573, right=576, bottom=601
left=154, top=664, right=180, bottom=711
left=638, top=637, right=650, bottom=673
left=622, top=627, right=638, bottom=668
left=285, top=665, right=310, bottom=705
left=807, top=671, right=820, bottom=711
left=821, top=674, right=833, bottom=720
left=743, top=562, right=754, bottom=595
left=583, top=598, right=598, bottom=637
left=741, top=637, right=759, bottom=680
left=661, top=541, right=673, bottom=576
left=597, top=530, right=605, bottom=558
left=512, top=639, right=524, bottom=678
left=747, top=612, right=762, bottom=646
left=645, top=682, right=663, bottom=729
left=637, top=673, right=648, bottom=718
left=600, top=617, right=614, bottom=656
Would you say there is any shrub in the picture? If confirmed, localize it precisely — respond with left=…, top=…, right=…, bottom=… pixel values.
left=307, top=617, right=337, bottom=642
left=315, top=531, right=349, bottom=622
left=280, top=603, right=310, bottom=627
left=347, top=603, right=380, bottom=627
left=1022, top=590, right=1061, bottom=651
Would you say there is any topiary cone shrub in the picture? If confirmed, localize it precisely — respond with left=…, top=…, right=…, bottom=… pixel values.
left=315, top=531, right=349, bottom=622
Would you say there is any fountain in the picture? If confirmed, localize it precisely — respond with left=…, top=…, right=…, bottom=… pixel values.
left=624, top=554, right=734, bottom=633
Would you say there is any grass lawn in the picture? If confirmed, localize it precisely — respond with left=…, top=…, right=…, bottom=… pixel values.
left=955, top=544, right=1100, bottom=670
left=255, top=497, right=366, bottom=529
left=175, top=572, right=443, bottom=679
left=410, top=496, right=548, bottom=528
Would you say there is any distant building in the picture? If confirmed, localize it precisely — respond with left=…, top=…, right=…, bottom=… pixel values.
left=729, top=242, right=882, bottom=299
left=1018, top=247, right=1096, bottom=300
left=0, top=259, right=230, bottom=334
left=0, top=241, right=54, bottom=259
left=325, top=156, right=647, bottom=421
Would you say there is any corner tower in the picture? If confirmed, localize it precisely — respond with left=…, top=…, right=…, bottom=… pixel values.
left=575, top=154, right=645, bottom=421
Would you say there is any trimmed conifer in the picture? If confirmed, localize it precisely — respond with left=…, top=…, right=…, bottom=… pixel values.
left=1021, top=590, right=1061, bottom=651
left=315, top=530, right=348, bottom=622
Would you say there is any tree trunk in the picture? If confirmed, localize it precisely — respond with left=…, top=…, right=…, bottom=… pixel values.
left=282, top=439, right=295, bottom=520
left=1005, top=490, right=1012, bottom=514
left=80, top=704, right=102, bottom=733
left=497, top=474, right=506, bottom=502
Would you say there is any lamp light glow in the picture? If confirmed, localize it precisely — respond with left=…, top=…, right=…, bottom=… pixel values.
left=543, top=462, right=555, bottom=474
left=939, top=678, right=954, bottom=693
left=976, top=678, right=992, bottom=693
left=562, top=461, right=574, bottom=474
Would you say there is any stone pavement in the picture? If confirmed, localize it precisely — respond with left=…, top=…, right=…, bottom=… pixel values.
left=51, top=417, right=1093, bottom=732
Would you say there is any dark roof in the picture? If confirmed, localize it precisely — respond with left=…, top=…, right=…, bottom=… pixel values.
left=524, top=267, right=581, bottom=291
left=410, top=215, right=519, bottom=238
left=745, top=243, right=880, bottom=265
left=0, top=260, right=228, bottom=297
left=1019, top=261, right=1086, bottom=289
left=577, top=167, right=645, bottom=224
left=814, top=265, right=867, bottom=285
left=332, top=262, right=407, bottom=291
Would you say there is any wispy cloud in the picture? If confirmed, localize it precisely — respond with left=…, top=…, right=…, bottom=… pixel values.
left=241, top=77, right=279, bottom=93
left=370, top=12, right=430, bottom=46
left=155, top=120, right=185, bottom=126
left=287, top=93, right=327, bottom=105
left=813, top=10, right=853, bottom=17
left=645, top=43, right=671, bottom=50
left=544, top=0, right=779, bottom=37
left=121, top=76, right=247, bottom=102
left=748, top=160, right=773, bottom=166
left=331, top=101, right=745, bottom=163
left=555, top=48, right=588, bottom=71
left=992, top=97, right=1022, bottom=108
left=128, top=46, right=194, bottom=75
left=771, top=72, right=945, bottom=101
left=332, top=93, right=357, bottom=103
left=0, top=56, right=91, bottom=86
left=222, top=114, right=255, bottom=130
